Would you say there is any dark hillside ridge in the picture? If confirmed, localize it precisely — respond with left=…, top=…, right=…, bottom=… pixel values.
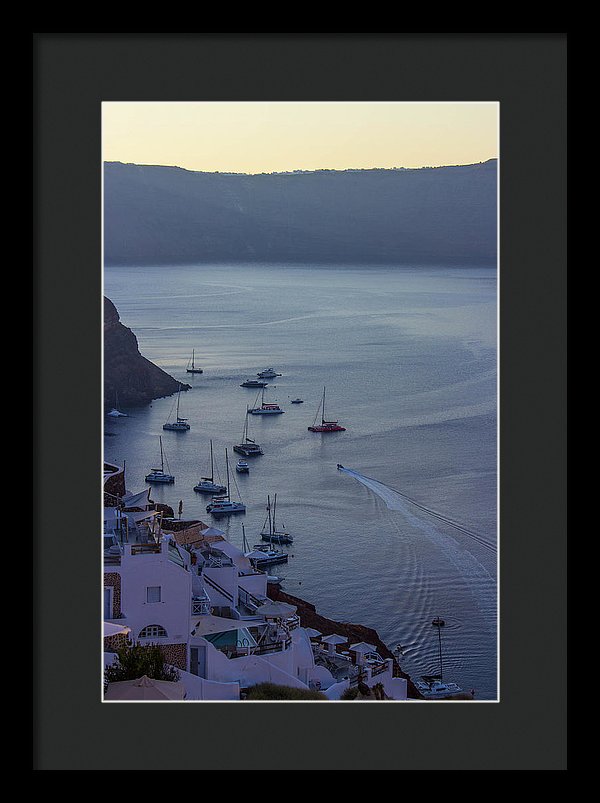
left=104, top=160, right=497, bottom=267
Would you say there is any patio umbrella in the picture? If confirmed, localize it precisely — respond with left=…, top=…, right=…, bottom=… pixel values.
left=104, top=675, right=185, bottom=700
left=256, top=601, right=297, bottom=619
left=103, top=621, right=131, bottom=638
left=304, top=627, right=322, bottom=639
left=201, top=526, right=226, bottom=537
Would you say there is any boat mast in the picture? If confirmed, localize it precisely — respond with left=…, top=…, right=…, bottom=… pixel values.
left=272, top=493, right=277, bottom=533
left=244, top=410, right=254, bottom=443
left=176, top=383, right=181, bottom=420
left=225, top=448, right=231, bottom=501
left=209, top=439, right=214, bottom=481
left=435, top=618, right=444, bottom=681
left=191, top=349, right=195, bottom=369
left=267, top=495, right=273, bottom=541
left=322, top=386, right=326, bottom=424
left=159, top=436, right=165, bottom=472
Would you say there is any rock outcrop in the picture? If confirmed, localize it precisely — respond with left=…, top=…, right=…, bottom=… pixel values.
left=104, top=296, right=190, bottom=408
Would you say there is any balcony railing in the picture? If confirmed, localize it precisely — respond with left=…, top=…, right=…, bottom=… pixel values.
left=218, top=635, right=292, bottom=660
left=191, top=597, right=212, bottom=616
left=130, top=543, right=161, bottom=555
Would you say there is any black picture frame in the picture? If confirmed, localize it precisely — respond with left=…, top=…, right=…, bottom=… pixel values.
left=34, top=32, right=567, bottom=771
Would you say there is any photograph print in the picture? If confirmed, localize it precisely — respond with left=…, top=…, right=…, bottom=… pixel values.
left=102, top=101, right=498, bottom=703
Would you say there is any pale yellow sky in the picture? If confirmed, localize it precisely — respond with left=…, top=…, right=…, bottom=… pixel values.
left=102, top=102, right=498, bottom=174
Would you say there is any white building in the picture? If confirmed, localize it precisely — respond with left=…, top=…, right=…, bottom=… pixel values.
left=103, top=467, right=407, bottom=701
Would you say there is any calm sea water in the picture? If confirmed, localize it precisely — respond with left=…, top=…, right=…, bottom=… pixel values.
left=104, top=263, right=498, bottom=699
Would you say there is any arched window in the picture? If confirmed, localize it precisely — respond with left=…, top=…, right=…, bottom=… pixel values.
left=139, top=624, right=168, bottom=639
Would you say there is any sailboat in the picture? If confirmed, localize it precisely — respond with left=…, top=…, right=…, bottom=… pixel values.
left=193, top=440, right=227, bottom=494
left=247, top=387, right=285, bottom=415
left=145, top=436, right=175, bottom=483
left=163, top=383, right=190, bottom=431
left=233, top=410, right=264, bottom=456
left=308, top=387, right=346, bottom=432
left=205, top=448, right=246, bottom=517
left=260, top=494, right=293, bottom=544
left=243, top=524, right=289, bottom=569
left=107, top=391, right=127, bottom=417
left=413, top=617, right=464, bottom=699
left=186, top=349, right=203, bottom=374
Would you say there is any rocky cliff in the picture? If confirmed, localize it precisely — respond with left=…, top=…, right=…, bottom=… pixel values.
left=104, top=296, right=190, bottom=408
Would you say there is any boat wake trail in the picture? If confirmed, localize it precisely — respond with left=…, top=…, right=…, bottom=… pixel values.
left=339, top=467, right=497, bottom=638
left=338, top=467, right=497, bottom=555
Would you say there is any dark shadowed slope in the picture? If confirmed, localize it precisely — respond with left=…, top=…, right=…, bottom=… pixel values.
left=104, top=160, right=497, bottom=267
left=103, top=297, right=190, bottom=408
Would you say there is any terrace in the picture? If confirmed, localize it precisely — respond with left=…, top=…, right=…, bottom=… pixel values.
left=192, top=615, right=292, bottom=660
left=311, top=641, right=390, bottom=685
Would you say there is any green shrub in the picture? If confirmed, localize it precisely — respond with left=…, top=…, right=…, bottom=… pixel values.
left=105, top=641, right=180, bottom=686
left=244, top=682, right=327, bottom=700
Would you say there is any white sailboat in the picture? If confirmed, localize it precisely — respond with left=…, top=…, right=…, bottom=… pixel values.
left=243, top=525, right=289, bottom=569
left=163, top=383, right=190, bottom=431
left=260, top=494, right=293, bottom=544
left=193, top=440, right=227, bottom=494
left=206, top=448, right=246, bottom=517
left=186, top=349, right=203, bottom=374
left=107, top=391, right=127, bottom=417
left=413, top=617, right=464, bottom=699
left=145, top=436, right=175, bottom=484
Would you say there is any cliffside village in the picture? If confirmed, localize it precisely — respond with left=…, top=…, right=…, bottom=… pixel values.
left=103, top=461, right=411, bottom=701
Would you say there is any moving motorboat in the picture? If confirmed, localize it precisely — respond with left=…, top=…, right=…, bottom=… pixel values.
left=236, top=459, right=249, bottom=473
left=290, top=398, right=304, bottom=404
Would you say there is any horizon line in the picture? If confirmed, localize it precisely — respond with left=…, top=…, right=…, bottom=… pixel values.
left=104, top=157, right=498, bottom=176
